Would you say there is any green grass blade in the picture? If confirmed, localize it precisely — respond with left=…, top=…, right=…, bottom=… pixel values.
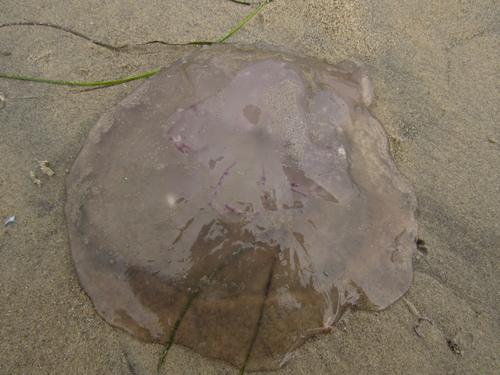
left=0, top=70, right=160, bottom=86
left=0, top=1, right=270, bottom=87
left=217, top=0, right=269, bottom=43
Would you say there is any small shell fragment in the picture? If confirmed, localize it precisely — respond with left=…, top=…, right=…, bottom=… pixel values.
left=30, top=160, right=55, bottom=186
left=38, top=160, right=55, bottom=176
left=4, top=216, right=16, bottom=229
left=30, top=171, right=42, bottom=186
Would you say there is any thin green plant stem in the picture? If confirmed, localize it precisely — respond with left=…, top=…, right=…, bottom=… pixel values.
left=156, top=244, right=255, bottom=374
left=0, top=70, right=160, bottom=86
left=217, top=0, right=269, bottom=43
left=238, top=253, right=277, bottom=375
left=156, top=288, right=200, bottom=375
left=0, top=0, right=270, bottom=87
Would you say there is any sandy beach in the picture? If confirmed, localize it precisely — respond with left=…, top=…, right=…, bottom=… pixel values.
left=0, top=1, right=498, bottom=374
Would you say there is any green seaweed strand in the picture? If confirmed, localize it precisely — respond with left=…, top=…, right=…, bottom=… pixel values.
left=217, top=0, right=269, bottom=43
left=156, top=244, right=255, bottom=374
left=238, top=254, right=277, bottom=375
left=156, top=288, right=200, bottom=375
left=0, top=70, right=160, bottom=86
left=0, top=0, right=270, bottom=87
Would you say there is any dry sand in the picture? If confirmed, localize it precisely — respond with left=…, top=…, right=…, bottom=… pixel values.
left=0, top=1, right=498, bottom=374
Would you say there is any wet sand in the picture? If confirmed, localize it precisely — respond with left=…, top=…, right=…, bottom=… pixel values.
left=0, top=1, right=498, bottom=374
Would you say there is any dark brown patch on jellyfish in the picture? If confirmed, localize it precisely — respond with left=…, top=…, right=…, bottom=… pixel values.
left=243, top=104, right=262, bottom=124
left=65, top=44, right=418, bottom=371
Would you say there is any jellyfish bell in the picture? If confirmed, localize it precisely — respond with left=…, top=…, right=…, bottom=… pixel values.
left=65, top=44, right=418, bottom=370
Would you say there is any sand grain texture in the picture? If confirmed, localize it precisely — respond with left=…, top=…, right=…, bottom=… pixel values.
left=0, top=1, right=498, bottom=374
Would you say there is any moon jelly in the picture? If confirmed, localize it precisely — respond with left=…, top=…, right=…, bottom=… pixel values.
left=65, top=44, right=418, bottom=370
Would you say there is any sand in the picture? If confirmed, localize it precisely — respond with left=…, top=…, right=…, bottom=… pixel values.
left=0, top=1, right=498, bottom=374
